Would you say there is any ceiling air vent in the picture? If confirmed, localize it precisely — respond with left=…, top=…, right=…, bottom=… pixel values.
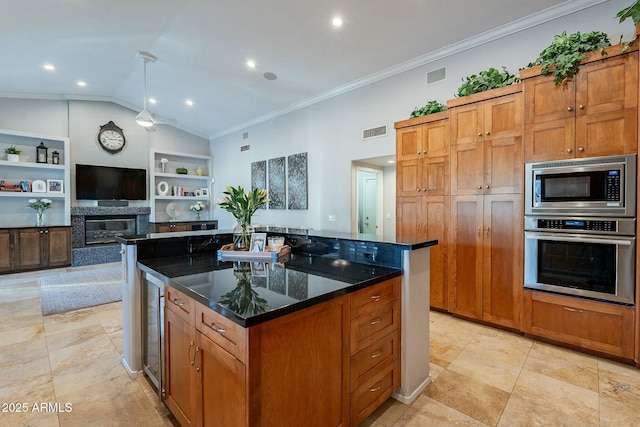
left=426, top=67, right=447, bottom=85
left=362, top=125, right=387, bottom=140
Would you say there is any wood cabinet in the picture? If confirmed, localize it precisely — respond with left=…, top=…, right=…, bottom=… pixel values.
left=152, top=220, right=218, bottom=233
left=349, top=278, right=401, bottom=426
left=521, top=42, right=638, bottom=162
left=0, top=229, right=12, bottom=273
left=164, top=277, right=401, bottom=426
left=447, top=86, right=523, bottom=330
left=3, top=226, right=71, bottom=273
left=522, top=290, right=634, bottom=360
left=395, top=112, right=449, bottom=310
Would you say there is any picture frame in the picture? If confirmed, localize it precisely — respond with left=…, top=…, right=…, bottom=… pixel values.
left=250, top=232, right=267, bottom=252
left=32, top=179, right=46, bottom=193
left=200, top=188, right=209, bottom=197
left=47, top=179, right=63, bottom=194
left=195, top=189, right=202, bottom=197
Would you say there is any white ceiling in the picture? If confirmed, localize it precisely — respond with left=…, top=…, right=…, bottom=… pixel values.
left=1, top=1, right=598, bottom=139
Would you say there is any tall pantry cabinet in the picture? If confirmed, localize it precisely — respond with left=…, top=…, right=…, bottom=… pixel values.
left=446, top=84, right=524, bottom=330
left=395, top=111, right=450, bottom=310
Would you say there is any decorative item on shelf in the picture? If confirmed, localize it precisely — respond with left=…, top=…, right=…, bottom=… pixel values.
left=160, top=158, right=168, bottom=173
left=31, top=180, right=46, bottom=193
left=218, top=261, right=269, bottom=316
left=51, top=151, right=60, bottom=165
left=46, top=179, right=63, bottom=194
left=157, top=181, right=169, bottom=196
left=4, top=146, right=21, bottom=162
left=165, top=202, right=181, bottom=221
left=36, top=142, right=48, bottom=163
left=217, top=185, right=269, bottom=250
left=28, top=198, right=52, bottom=226
left=196, top=166, right=204, bottom=176
left=189, top=200, right=207, bottom=221
left=176, top=167, right=188, bottom=174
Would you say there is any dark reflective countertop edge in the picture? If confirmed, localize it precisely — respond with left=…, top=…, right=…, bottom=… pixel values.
left=137, top=260, right=402, bottom=328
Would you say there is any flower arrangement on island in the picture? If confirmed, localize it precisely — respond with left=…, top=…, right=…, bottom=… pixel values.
left=28, top=198, right=52, bottom=226
left=217, top=185, right=269, bottom=250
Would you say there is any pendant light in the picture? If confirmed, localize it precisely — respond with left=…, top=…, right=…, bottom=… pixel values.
left=136, top=51, right=157, bottom=127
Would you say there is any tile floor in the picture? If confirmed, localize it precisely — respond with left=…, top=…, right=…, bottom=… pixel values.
left=1, top=264, right=640, bottom=426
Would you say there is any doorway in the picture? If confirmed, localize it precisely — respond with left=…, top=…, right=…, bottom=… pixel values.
left=352, top=163, right=385, bottom=239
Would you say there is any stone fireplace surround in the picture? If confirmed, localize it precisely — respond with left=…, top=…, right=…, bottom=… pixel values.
left=71, top=206, right=150, bottom=266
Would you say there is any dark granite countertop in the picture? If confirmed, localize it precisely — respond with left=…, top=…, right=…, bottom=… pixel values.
left=138, top=252, right=402, bottom=327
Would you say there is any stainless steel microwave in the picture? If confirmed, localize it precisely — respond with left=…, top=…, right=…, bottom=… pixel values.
left=525, top=154, right=637, bottom=217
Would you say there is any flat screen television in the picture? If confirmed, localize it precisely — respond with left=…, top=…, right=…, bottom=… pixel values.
left=76, top=164, right=147, bottom=200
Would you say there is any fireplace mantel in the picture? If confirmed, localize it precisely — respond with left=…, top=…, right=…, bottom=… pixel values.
left=71, top=206, right=150, bottom=266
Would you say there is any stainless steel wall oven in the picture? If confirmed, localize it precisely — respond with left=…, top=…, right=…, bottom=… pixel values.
left=524, top=153, right=636, bottom=306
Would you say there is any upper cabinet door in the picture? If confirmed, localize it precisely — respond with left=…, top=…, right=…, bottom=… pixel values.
left=450, top=103, right=483, bottom=145
left=396, top=126, right=422, bottom=161
left=524, top=75, right=575, bottom=124
left=484, top=92, right=523, bottom=141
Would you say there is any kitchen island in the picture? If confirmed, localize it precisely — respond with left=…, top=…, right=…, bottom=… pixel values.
left=118, top=228, right=436, bottom=426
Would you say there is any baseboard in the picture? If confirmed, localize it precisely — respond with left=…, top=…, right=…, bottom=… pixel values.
left=391, top=375, right=432, bottom=404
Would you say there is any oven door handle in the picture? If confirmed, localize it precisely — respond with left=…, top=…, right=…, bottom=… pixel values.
left=525, top=232, right=633, bottom=246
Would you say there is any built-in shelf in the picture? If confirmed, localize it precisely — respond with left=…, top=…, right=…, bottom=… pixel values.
left=0, top=128, right=70, bottom=227
left=149, top=149, right=213, bottom=223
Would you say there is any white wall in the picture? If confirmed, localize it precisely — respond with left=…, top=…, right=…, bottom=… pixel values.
left=0, top=98, right=209, bottom=207
left=210, top=0, right=635, bottom=231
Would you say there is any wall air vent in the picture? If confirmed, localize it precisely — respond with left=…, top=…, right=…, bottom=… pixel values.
left=362, top=125, right=387, bottom=140
left=240, top=144, right=250, bottom=152
left=426, top=67, right=447, bottom=85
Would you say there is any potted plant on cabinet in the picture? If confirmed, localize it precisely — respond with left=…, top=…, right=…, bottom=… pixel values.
left=4, top=146, right=21, bottom=162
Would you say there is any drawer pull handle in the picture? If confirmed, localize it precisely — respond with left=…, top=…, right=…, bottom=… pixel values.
left=370, top=318, right=382, bottom=325
left=370, top=381, right=383, bottom=392
left=172, top=298, right=185, bottom=307
left=563, top=307, right=583, bottom=313
left=188, top=340, right=195, bottom=365
left=370, top=350, right=383, bottom=359
left=210, top=322, right=227, bottom=334
left=370, top=293, right=383, bottom=301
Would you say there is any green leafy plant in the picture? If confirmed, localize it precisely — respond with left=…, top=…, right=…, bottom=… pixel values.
left=617, top=1, right=640, bottom=25
left=527, top=31, right=610, bottom=85
left=409, top=101, right=447, bottom=118
left=217, top=185, right=269, bottom=225
left=175, top=167, right=188, bottom=174
left=456, top=67, right=520, bottom=97
left=4, top=146, right=21, bottom=155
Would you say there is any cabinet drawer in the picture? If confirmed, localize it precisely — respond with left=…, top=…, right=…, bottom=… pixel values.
left=350, top=330, right=400, bottom=392
left=165, top=285, right=196, bottom=325
left=351, top=361, right=400, bottom=426
left=350, top=277, right=400, bottom=319
left=523, top=291, right=634, bottom=359
left=351, top=300, right=400, bottom=354
left=196, top=304, right=247, bottom=363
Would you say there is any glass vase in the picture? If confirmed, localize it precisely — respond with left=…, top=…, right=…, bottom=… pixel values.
left=233, top=222, right=254, bottom=251
left=194, top=211, right=201, bottom=221
left=36, top=210, right=45, bottom=227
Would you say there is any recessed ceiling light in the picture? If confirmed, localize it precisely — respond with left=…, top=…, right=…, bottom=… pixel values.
left=43, top=64, right=55, bottom=71
left=263, top=72, right=277, bottom=81
left=185, top=99, right=194, bottom=107
left=387, top=160, right=395, bottom=164
left=332, top=16, right=343, bottom=27
left=77, top=81, right=86, bottom=87
left=247, top=59, right=256, bottom=68
left=148, top=98, right=157, bottom=104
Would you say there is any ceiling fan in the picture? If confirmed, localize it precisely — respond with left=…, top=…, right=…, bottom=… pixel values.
left=135, top=51, right=179, bottom=130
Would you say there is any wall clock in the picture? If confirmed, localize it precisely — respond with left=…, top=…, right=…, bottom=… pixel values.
left=97, top=121, right=126, bottom=154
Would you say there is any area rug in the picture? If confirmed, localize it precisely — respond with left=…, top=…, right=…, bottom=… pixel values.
left=39, top=264, right=122, bottom=316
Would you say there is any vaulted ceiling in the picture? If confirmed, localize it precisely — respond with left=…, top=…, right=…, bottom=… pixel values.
left=1, top=1, right=600, bottom=139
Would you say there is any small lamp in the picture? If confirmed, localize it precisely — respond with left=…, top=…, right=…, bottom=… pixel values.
left=51, top=151, right=60, bottom=165
left=36, top=142, right=48, bottom=163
